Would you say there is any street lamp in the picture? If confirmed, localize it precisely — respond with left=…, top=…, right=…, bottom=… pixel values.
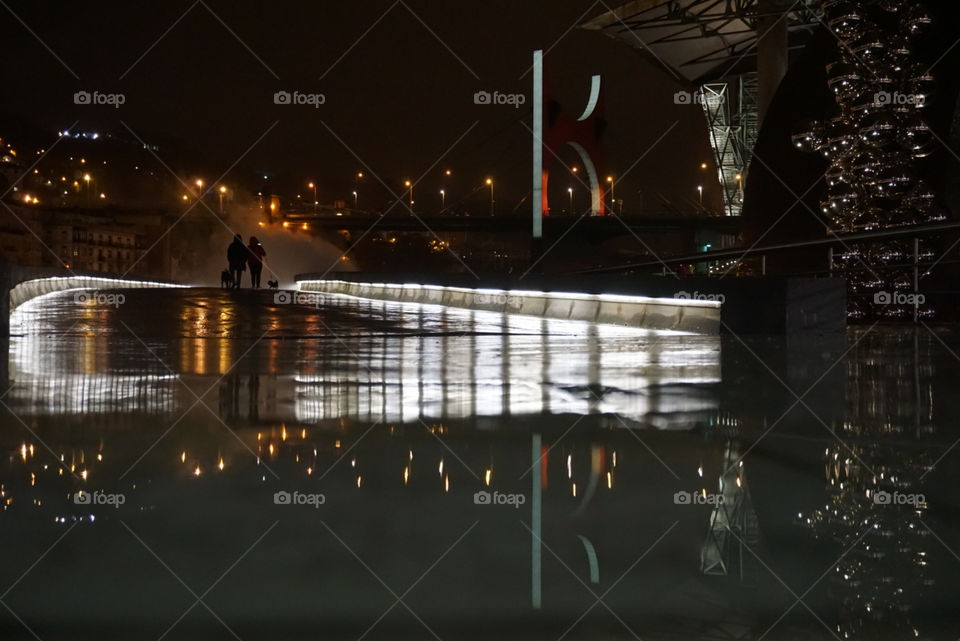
left=485, top=178, right=494, bottom=216
left=352, top=190, right=358, bottom=208
left=440, top=189, right=445, bottom=211
left=308, top=181, right=317, bottom=213
left=218, top=185, right=227, bottom=213
left=606, top=176, right=615, bottom=214
left=567, top=186, right=573, bottom=212
left=444, top=169, right=452, bottom=176
left=697, top=185, right=703, bottom=205
left=404, top=180, right=413, bottom=211
left=195, top=178, right=204, bottom=196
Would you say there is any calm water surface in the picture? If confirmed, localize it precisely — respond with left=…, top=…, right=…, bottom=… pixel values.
left=0, top=288, right=957, bottom=640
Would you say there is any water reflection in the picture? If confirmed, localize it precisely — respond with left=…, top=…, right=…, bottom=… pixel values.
left=2, top=292, right=958, bottom=640
left=8, top=290, right=721, bottom=426
left=796, top=328, right=945, bottom=641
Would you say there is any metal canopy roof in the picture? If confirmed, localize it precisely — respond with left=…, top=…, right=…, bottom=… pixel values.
left=581, top=0, right=822, bottom=85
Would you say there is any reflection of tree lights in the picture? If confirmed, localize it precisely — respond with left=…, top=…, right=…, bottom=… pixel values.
left=356, top=475, right=363, bottom=488
left=438, top=458, right=444, bottom=477
left=444, top=475, right=450, bottom=493
left=484, top=469, right=492, bottom=486
left=403, top=466, right=410, bottom=484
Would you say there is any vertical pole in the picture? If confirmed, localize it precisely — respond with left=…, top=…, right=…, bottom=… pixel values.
left=913, top=237, right=920, bottom=324
left=761, top=254, right=766, bottom=276
left=827, top=246, right=834, bottom=274
left=531, top=432, right=542, bottom=610
left=532, top=50, right=543, bottom=240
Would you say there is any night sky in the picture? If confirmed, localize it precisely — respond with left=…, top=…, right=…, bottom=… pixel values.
left=0, top=0, right=714, bottom=211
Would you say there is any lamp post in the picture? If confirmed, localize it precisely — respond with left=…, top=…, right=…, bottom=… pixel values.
left=218, top=185, right=227, bottom=214
left=308, top=181, right=317, bottom=213
left=440, top=189, right=445, bottom=211
left=567, top=186, right=573, bottom=212
left=352, top=191, right=358, bottom=209
left=485, top=178, right=494, bottom=216
left=697, top=185, right=703, bottom=205
left=404, top=180, right=413, bottom=212
left=606, top=176, right=615, bottom=215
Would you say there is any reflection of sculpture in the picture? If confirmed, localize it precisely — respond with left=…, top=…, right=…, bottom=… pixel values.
left=797, top=443, right=934, bottom=640
left=796, top=330, right=936, bottom=640
left=701, top=428, right=761, bottom=583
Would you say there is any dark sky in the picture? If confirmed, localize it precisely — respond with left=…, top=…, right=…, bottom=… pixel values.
left=0, top=0, right=714, bottom=211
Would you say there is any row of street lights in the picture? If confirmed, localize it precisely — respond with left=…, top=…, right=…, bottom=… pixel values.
left=301, top=170, right=493, bottom=215
left=186, top=178, right=229, bottom=213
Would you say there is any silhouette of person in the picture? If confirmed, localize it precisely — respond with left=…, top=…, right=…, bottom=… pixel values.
left=247, top=236, right=266, bottom=288
left=226, top=234, right=246, bottom=289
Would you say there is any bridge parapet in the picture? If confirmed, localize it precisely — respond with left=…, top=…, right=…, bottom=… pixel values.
left=297, top=278, right=721, bottom=334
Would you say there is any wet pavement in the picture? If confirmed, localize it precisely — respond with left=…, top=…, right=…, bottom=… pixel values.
left=0, top=287, right=957, bottom=640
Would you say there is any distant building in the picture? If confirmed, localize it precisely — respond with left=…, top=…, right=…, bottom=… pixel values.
left=0, top=204, right=170, bottom=278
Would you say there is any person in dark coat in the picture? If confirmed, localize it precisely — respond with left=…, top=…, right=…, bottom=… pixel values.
left=226, top=234, right=246, bottom=289
left=246, top=236, right=267, bottom=288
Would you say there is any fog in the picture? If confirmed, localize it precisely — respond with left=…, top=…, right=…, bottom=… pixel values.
left=178, top=204, right=354, bottom=288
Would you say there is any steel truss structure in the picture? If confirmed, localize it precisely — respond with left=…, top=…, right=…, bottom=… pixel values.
left=699, top=76, right=757, bottom=216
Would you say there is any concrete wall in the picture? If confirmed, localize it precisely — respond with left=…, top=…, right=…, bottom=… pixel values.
left=298, top=271, right=848, bottom=334
left=297, top=279, right=721, bottom=334
left=8, top=275, right=184, bottom=311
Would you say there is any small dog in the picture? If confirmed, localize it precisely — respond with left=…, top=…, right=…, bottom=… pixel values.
left=221, top=270, right=234, bottom=289
left=267, top=279, right=279, bottom=289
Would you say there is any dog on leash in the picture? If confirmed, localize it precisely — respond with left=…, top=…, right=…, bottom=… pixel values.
left=221, top=270, right=234, bottom=289
left=267, top=279, right=279, bottom=289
